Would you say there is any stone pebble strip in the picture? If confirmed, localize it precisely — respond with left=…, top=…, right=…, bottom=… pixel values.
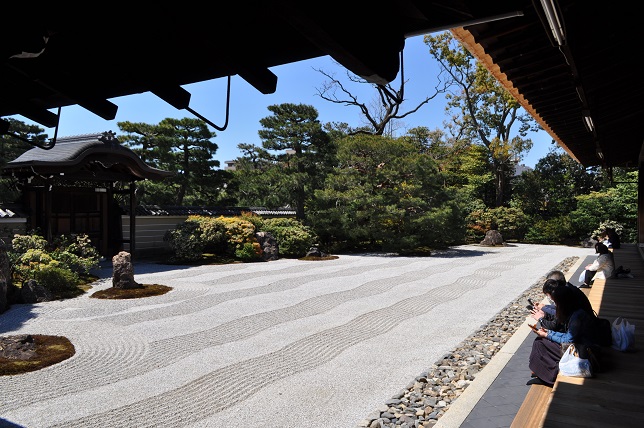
left=357, top=256, right=578, bottom=428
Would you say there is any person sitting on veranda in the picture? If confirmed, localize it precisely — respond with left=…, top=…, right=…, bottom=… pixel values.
left=527, top=281, right=598, bottom=386
left=531, top=271, right=594, bottom=332
left=604, top=227, right=621, bottom=249
left=580, top=242, right=614, bottom=288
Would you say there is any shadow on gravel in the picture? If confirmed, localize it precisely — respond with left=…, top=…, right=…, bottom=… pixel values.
left=90, top=261, right=200, bottom=279
left=428, top=246, right=507, bottom=258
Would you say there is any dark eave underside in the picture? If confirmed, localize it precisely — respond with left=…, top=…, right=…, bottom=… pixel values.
left=2, top=1, right=642, bottom=168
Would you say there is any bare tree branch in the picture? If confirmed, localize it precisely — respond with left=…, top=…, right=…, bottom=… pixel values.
left=314, top=55, right=447, bottom=136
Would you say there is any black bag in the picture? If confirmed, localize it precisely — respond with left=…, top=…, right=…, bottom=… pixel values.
left=593, top=317, right=613, bottom=347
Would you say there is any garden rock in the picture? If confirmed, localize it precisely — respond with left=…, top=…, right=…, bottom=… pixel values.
left=480, top=229, right=505, bottom=246
left=306, top=246, right=327, bottom=257
left=20, top=279, right=53, bottom=303
left=0, top=334, right=36, bottom=360
left=255, top=231, right=279, bottom=261
left=112, top=251, right=140, bottom=289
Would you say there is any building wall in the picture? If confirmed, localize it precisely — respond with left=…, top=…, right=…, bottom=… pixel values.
left=0, top=218, right=27, bottom=247
left=121, top=215, right=188, bottom=258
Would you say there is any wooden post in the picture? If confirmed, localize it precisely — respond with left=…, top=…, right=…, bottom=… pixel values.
left=639, top=163, right=644, bottom=244
left=129, top=180, right=136, bottom=261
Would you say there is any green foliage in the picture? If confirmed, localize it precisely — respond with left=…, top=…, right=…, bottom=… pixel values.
left=308, top=134, right=465, bottom=253
left=164, top=214, right=319, bottom=261
left=465, top=206, right=530, bottom=243
left=261, top=218, right=317, bottom=258
left=187, top=216, right=228, bottom=254
left=164, top=215, right=259, bottom=262
left=591, top=220, right=624, bottom=241
left=239, top=211, right=266, bottom=231
left=523, top=216, right=574, bottom=244
left=32, top=264, right=81, bottom=294
left=10, top=233, right=48, bottom=256
left=232, top=103, right=335, bottom=220
left=511, top=147, right=600, bottom=218
left=163, top=220, right=208, bottom=263
left=50, top=234, right=100, bottom=274
left=235, top=242, right=262, bottom=262
left=13, top=248, right=54, bottom=282
left=569, top=171, right=637, bottom=243
left=424, top=32, right=537, bottom=207
left=9, top=232, right=99, bottom=293
left=117, top=118, right=229, bottom=206
left=217, top=216, right=258, bottom=257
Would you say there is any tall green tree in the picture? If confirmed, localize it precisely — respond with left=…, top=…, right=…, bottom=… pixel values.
left=118, top=118, right=222, bottom=206
left=245, top=103, right=334, bottom=220
left=511, top=147, right=600, bottom=218
left=309, top=134, right=465, bottom=252
left=401, top=126, right=494, bottom=209
left=570, top=169, right=638, bottom=242
left=232, top=143, right=291, bottom=208
left=0, top=118, right=47, bottom=203
left=424, top=32, right=538, bottom=207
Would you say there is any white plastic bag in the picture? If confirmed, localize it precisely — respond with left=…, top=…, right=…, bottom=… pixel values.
left=578, top=270, right=586, bottom=283
left=611, top=317, right=635, bottom=351
left=559, top=344, right=593, bottom=377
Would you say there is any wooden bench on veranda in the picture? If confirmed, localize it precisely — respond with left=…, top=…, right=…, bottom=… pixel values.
left=511, top=243, right=644, bottom=427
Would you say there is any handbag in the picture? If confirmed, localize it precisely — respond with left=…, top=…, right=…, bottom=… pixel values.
left=592, top=316, right=613, bottom=347
left=559, top=344, right=593, bottom=377
left=611, top=317, right=635, bottom=351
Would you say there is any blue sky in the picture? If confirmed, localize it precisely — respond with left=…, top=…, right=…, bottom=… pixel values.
left=10, top=35, right=554, bottom=168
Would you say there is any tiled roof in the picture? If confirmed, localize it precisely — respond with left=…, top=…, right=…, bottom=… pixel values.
left=122, top=205, right=296, bottom=217
left=0, top=208, right=17, bottom=218
left=0, top=204, right=26, bottom=218
left=3, top=131, right=173, bottom=181
left=10, top=132, right=129, bottom=163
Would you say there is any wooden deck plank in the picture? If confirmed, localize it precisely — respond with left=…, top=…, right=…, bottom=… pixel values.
left=510, top=385, right=553, bottom=428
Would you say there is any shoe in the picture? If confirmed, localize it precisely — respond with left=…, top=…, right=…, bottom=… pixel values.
left=531, top=372, right=538, bottom=378
left=526, top=377, right=553, bottom=387
left=579, top=283, right=592, bottom=289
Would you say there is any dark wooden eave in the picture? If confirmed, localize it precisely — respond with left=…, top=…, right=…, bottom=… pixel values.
left=1, top=1, right=642, bottom=169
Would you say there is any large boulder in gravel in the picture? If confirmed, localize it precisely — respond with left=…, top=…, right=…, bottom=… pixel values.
left=480, top=229, right=505, bottom=246
left=112, top=251, right=141, bottom=289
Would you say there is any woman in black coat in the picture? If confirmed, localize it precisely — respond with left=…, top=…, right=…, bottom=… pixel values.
left=526, top=281, right=597, bottom=386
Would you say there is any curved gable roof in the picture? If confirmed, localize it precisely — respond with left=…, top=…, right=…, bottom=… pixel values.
left=3, top=131, right=173, bottom=182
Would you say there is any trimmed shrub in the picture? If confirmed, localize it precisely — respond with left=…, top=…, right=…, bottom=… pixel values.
left=51, top=234, right=100, bottom=275
left=164, top=220, right=207, bottom=263
left=235, top=242, right=263, bottom=262
left=164, top=215, right=260, bottom=262
left=523, top=216, right=573, bottom=244
left=466, top=206, right=529, bottom=243
left=32, top=264, right=80, bottom=294
left=261, top=218, right=317, bottom=258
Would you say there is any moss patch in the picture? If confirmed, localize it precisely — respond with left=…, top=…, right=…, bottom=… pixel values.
left=90, top=284, right=172, bottom=299
left=0, top=335, right=75, bottom=376
left=298, top=255, right=339, bottom=261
